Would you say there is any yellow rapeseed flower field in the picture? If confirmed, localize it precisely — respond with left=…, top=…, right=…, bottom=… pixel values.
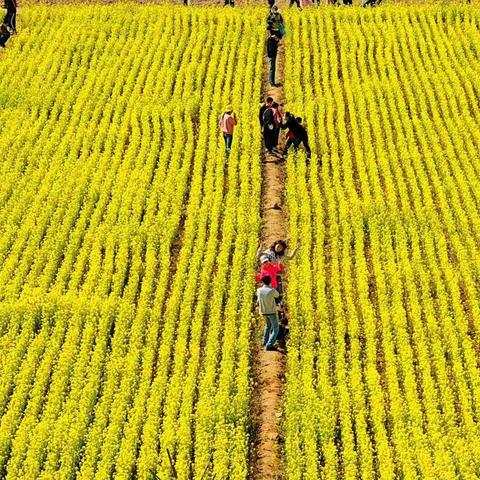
left=0, top=3, right=479, bottom=479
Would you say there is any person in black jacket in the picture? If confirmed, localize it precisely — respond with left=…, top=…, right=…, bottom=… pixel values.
left=259, top=97, right=274, bottom=128
left=263, top=102, right=281, bottom=155
left=282, top=113, right=312, bottom=159
left=267, top=6, right=284, bottom=38
left=266, top=32, right=279, bottom=87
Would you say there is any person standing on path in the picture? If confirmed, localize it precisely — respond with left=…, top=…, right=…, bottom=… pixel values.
left=271, top=102, right=282, bottom=152
left=290, top=0, right=301, bottom=8
left=267, top=6, right=285, bottom=39
left=256, top=275, right=280, bottom=351
left=259, top=96, right=274, bottom=128
left=266, top=32, right=280, bottom=88
left=262, top=101, right=281, bottom=155
left=219, top=105, right=237, bottom=157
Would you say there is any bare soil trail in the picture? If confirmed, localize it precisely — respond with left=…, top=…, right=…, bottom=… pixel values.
left=251, top=35, right=288, bottom=480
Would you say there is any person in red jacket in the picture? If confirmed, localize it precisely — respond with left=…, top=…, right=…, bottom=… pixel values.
left=256, top=255, right=284, bottom=288
left=256, top=254, right=285, bottom=306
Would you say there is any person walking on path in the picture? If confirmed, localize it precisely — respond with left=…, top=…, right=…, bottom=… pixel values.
left=266, top=31, right=280, bottom=87
left=262, top=101, right=281, bottom=155
left=219, top=105, right=237, bottom=156
left=267, top=6, right=285, bottom=39
left=256, top=275, right=280, bottom=351
left=259, top=97, right=274, bottom=128
left=281, top=112, right=312, bottom=159
left=3, top=0, right=16, bottom=34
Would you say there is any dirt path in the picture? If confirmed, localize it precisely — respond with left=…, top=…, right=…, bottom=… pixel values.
left=251, top=36, right=288, bottom=480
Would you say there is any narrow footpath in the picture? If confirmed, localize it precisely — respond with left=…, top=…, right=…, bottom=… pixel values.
left=251, top=35, right=288, bottom=480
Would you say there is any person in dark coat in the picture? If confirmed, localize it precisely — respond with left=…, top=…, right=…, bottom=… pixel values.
left=281, top=113, right=312, bottom=158
left=267, top=6, right=284, bottom=38
left=259, top=97, right=274, bottom=128
left=290, top=0, right=301, bottom=8
left=263, top=102, right=281, bottom=155
left=266, top=32, right=279, bottom=87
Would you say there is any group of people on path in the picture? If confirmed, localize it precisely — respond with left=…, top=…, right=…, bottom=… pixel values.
left=219, top=99, right=312, bottom=160
left=260, top=96, right=312, bottom=159
left=0, top=0, right=16, bottom=48
left=219, top=8, right=312, bottom=160
left=255, top=240, right=298, bottom=351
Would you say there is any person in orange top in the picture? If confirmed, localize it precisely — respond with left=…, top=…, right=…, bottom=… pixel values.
left=219, top=105, right=238, bottom=157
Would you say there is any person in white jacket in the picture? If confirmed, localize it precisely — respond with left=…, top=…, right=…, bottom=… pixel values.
left=256, top=275, right=280, bottom=351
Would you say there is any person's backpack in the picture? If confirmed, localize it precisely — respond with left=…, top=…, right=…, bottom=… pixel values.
left=263, top=108, right=275, bottom=131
